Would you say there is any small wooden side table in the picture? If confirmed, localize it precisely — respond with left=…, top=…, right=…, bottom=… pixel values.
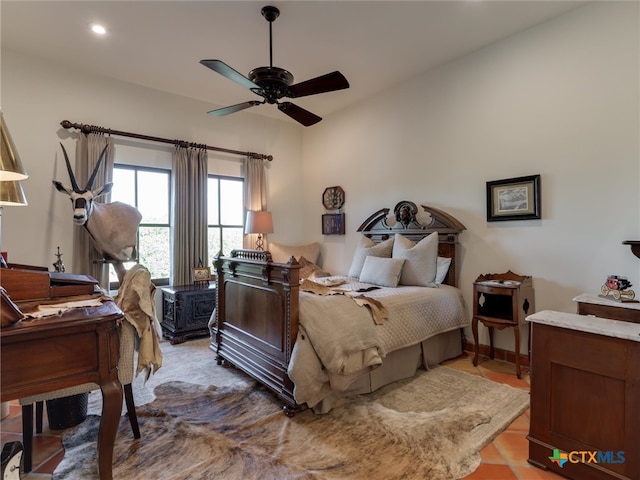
left=472, top=271, right=534, bottom=378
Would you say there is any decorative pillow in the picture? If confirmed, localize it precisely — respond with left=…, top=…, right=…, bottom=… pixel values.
left=298, top=256, right=331, bottom=280
left=359, top=256, right=405, bottom=288
left=392, top=232, right=438, bottom=287
left=269, top=242, right=321, bottom=264
left=348, top=236, right=394, bottom=278
left=435, top=256, right=452, bottom=284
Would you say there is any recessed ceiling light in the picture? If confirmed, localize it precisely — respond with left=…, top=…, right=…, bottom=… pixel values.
left=91, top=24, right=107, bottom=35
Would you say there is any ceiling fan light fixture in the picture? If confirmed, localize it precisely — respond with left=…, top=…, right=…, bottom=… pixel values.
left=199, top=5, right=349, bottom=126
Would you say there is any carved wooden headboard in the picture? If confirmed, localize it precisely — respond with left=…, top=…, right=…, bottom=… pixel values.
left=357, top=201, right=466, bottom=287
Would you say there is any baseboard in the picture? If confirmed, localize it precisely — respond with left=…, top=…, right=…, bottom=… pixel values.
left=463, top=341, right=530, bottom=369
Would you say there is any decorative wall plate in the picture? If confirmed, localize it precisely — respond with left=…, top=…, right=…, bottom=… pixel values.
left=322, top=186, right=345, bottom=210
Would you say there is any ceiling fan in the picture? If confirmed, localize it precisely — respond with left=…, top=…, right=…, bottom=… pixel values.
left=200, top=5, right=349, bottom=127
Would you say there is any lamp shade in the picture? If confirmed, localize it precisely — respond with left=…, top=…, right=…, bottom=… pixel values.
left=0, top=113, right=28, bottom=181
left=244, top=210, right=274, bottom=234
left=0, top=181, right=28, bottom=206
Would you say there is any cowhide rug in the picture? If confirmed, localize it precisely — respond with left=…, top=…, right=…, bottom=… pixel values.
left=53, top=365, right=529, bottom=480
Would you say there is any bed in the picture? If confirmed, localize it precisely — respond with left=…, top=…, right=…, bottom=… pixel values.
left=211, top=201, right=468, bottom=415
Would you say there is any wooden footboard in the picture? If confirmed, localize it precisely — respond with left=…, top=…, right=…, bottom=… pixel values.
left=212, top=249, right=301, bottom=412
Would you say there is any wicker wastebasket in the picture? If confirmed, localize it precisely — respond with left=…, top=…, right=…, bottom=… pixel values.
left=45, top=393, right=88, bottom=430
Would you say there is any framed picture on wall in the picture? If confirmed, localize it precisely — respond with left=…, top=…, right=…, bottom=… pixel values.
left=322, top=213, right=345, bottom=235
left=487, top=174, right=541, bottom=222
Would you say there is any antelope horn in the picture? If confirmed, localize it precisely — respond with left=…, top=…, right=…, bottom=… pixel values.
left=59, top=142, right=80, bottom=192
left=86, top=144, right=109, bottom=190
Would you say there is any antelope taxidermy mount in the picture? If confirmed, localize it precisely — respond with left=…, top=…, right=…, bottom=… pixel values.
left=53, top=143, right=142, bottom=282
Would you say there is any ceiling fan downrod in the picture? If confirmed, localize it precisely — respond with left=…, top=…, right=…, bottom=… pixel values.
left=261, top=6, right=279, bottom=68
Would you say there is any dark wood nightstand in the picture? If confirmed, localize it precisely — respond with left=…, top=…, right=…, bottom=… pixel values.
left=472, top=271, right=534, bottom=378
left=160, top=283, right=216, bottom=344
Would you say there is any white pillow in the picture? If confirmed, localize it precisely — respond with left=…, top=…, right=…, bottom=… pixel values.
left=392, top=232, right=438, bottom=287
left=359, top=256, right=405, bottom=288
left=348, top=236, right=394, bottom=278
left=268, top=242, right=320, bottom=264
left=435, top=256, right=452, bottom=284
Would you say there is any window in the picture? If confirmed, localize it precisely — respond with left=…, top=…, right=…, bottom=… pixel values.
left=110, top=165, right=171, bottom=286
left=208, top=175, right=244, bottom=266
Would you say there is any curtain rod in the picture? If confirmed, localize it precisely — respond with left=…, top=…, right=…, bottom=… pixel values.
left=60, top=120, right=273, bottom=161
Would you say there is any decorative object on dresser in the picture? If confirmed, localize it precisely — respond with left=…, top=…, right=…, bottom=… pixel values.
left=601, top=274, right=635, bottom=301
left=527, top=309, right=639, bottom=480
left=486, top=174, right=541, bottom=222
left=244, top=210, right=273, bottom=250
left=472, top=271, right=534, bottom=379
left=160, top=284, right=216, bottom=344
left=213, top=201, right=467, bottom=415
left=191, top=258, right=211, bottom=286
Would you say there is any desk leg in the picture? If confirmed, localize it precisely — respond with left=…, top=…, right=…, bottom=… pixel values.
left=97, top=380, right=122, bottom=480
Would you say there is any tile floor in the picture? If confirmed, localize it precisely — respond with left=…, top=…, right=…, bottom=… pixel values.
left=1, top=352, right=565, bottom=480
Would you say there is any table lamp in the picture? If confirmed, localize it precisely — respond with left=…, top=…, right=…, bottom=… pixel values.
left=244, top=210, right=273, bottom=250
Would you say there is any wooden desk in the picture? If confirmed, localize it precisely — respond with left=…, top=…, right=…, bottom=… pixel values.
left=0, top=298, right=123, bottom=480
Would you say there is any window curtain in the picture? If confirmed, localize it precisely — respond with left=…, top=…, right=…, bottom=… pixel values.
left=72, top=133, right=115, bottom=289
left=243, top=157, right=268, bottom=250
left=171, top=145, right=208, bottom=286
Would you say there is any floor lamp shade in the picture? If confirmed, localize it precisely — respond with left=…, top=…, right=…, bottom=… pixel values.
left=0, top=113, right=29, bottom=181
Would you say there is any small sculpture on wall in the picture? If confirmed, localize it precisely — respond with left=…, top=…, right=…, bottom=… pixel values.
left=322, top=186, right=345, bottom=235
left=322, top=186, right=345, bottom=210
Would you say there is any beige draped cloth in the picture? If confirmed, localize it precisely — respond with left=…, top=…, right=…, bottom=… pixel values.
left=115, top=264, right=163, bottom=379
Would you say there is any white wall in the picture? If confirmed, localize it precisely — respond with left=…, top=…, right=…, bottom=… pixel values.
left=1, top=2, right=638, bottom=356
left=0, top=51, right=304, bottom=272
left=301, top=2, right=640, bottom=352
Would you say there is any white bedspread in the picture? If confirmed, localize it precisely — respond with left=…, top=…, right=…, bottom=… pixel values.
left=288, top=277, right=468, bottom=409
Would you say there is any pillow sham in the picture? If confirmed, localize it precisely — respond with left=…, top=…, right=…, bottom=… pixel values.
left=392, top=232, right=438, bottom=287
left=348, top=236, right=394, bottom=278
left=298, top=256, right=332, bottom=280
left=359, top=256, right=405, bottom=288
left=435, top=256, right=452, bottom=284
left=269, top=242, right=321, bottom=264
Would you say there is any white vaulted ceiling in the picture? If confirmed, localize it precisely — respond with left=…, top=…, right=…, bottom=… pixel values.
left=1, top=1, right=585, bottom=124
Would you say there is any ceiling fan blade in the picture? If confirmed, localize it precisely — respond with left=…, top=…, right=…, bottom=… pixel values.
left=278, top=102, right=322, bottom=126
left=288, top=71, right=350, bottom=98
left=200, top=60, right=258, bottom=90
left=207, top=101, right=262, bottom=116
